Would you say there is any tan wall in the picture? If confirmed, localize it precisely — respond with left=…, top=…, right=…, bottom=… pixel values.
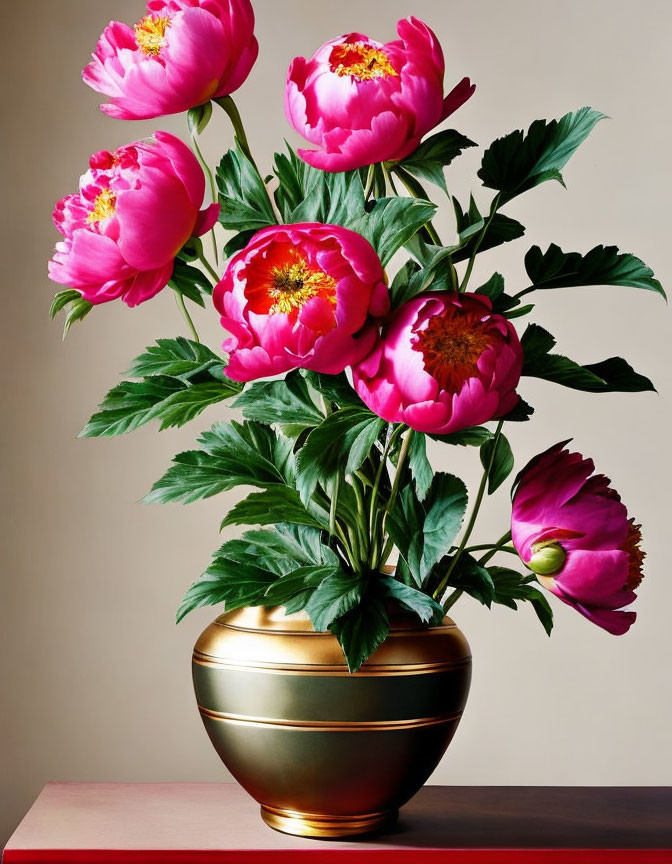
left=1, top=0, right=671, bottom=845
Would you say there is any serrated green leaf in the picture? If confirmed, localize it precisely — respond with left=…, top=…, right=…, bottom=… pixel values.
left=501, top=397, right=535, bottom=423
left=302, top=371, right=364, bottom=410
left=233, top=372, right=323, bottom=431
left=217, top=144, right=277, bottom=232
left=379, top=576, right=444, bottom=625
left=220, top=486, right=329, bottom=531
left=127, top=338, right=222, bottom=380
left=263, top=564, right=342, bottom=612
left=330, top=590, right=390, bottom=672
left=523, top=243, right=665, bottom=298
left=478, top=107, right=607, bottom=204
left=480, top=434, right=515, bottom=494
left=489, top=567, right=554, bottom=635
left=451, top=197, right=525, bottom=263
left=349, top=197, right=437, bottom=267
left=177, top=558, right=275, bottom=623
left=397, top=129, right=476, bottom=192
left=305, top=571, right=363, bottom=632
left=169, top=258, right=213, bottom=305
left=521, top=324, right=655, bottom=393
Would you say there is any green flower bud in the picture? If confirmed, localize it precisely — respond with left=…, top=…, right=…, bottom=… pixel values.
left=527, top=542, right=566, bottom=577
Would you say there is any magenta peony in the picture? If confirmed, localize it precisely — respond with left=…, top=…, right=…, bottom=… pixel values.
left=511, top=442, right=644, bottom=635
left=82, top=0, right=258, bottom=120
left=284, top=16, right=474, bottom=172
left=213, top=224, right=390, bottom=381
left=49, top=131, right=219, bottom=307
left=353, top=292, right=522, bottom=434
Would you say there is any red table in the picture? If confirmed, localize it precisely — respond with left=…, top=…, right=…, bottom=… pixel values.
left=3, top=783, right=671, bottom=863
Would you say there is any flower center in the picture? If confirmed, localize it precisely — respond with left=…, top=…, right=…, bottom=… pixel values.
left=623, top=519, right=645, bottom=590
left=329, top=42, right=398, bottom=81
left=414, top=307, right=493, bottom=392
left=268, top=256, right=337, bottom=315
left=528, top=541, right=567, bottom=577
left=135, top=14, right=171, bottom=56
left=86, top=188, right=117, bottom=224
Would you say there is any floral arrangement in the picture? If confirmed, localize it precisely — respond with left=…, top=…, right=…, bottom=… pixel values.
left=49, top=0, right=663, bottom=671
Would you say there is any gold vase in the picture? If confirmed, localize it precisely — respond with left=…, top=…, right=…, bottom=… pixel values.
left=192, top=605, right=471, bottom=838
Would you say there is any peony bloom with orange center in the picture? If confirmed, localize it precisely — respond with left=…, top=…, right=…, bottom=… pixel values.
left=213, top=224, right=390, bottom=382
left=352, top=292, right=522, bottom=434
left=511, top=442, right=645, bottom=635
left=82, top=0, right=258, bottom=120
left=285, top=16, right=474, bottom=171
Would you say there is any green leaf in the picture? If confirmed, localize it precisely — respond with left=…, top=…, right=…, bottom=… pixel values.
left=523, top=243, right=665, bottom=298
left=177, top=557, right=275, bottom=623
left=302, top=371, right=364, bottom=410
left=475, top=273, right=505, bottom=302
left=330, top=590, right=390, bottom=672
left=504, top=303, right=535, bottom=320
left=349, top=197, right=437, bottom=267
left=397, top=130, right=476, bottom=193
left=480, top=434, right=514, bottom=494
left=408, top=433, right=433, bottom=501
left=220, top=486, right=329, bottom=531
left=379, top=576, right=444, bottom=625
left=263, top=564, right=342, bottom=612
left=446, top=554, right=495, bottom=607
left=50, top=289, right=81, bottom=318
left=127, top=338, right=223, bottom=380
left=145, top=421, right=293, bottom=504
left=388, top=473, right=468, bottom=586
left=222, top=523, right=338, bottom=576
left=478, top=107, right=607, bottom=204
left=233, top=372, right=324, bottom=433
left=187, top=102, right=213, bottom=136
left=430, top=427, right=494, bottom=447
left=451, top=196, right=525, bottom=263
left=501, top=397, right=535, bottom=423
left=217, top=143, right=277, bottom=232
left=489, top=567, right=554, bottom=635
left=50, top=290, right=94, bottom=339
left=295, top=408, right=384, bottom=503
left=169, top=258, right=213, bottom=306
left=521, top=324, right=655, bottom=393
left=305, top=571, right=363, bottom=632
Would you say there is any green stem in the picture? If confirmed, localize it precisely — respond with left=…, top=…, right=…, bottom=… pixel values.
left=442, top=589, right=463, bottom=614
left=391, top=165, right=442, bottom=246
left=189, top=130, right=219, bottom=267
left=215, top=95, right=257, bottom=170
left=477, top=531, right=514, bottom=566
left=434, top=420, right=505, bottom=607
left=174, top=292, right=200, bottom=343
left=348, top=474, right=370, bottom=564
left=382, top=163, right=400, bottom=196
left=465, top=542, right=516, bottom=557
left=198, top=252, right=220, bottom=285
left=364, top=164, right=376, bottom=202
left=459, top=193, right=501, bottom=292
left=329, top=474, right=340, bottom=541
left=368, top=425, right=404, bottom=567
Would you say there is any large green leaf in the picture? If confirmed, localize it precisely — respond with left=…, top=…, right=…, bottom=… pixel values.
left=177, top=558, right=275, bottom=623
left=169, top=258, right=212, bottom=307
left=521, top=324, right=655, bottom=393
left=217, top=144, right=277, bottom=232
left=397, top=129, right=476, bottom=193
left=349, top=197, right=437, bottom=267
left=295, top=408, right=385, bottom=503
left=220, top=486, right=329, bottom=531
left=330, top=588, right=390, bottom=672
left=388, top=473, right=468, bottom=586
left=480, top=434, right=515, bottom=494
left=145, top=421, right=293, bottom=504
left=523, top=243, right=665, bottom=298
left=444, top=553, right=495, bottom=607
left=478, top=107, right=607, bottom=204
left=233, top=372, right=324, bottom=434
left=451, top=196, right=525, bottom=263
left=408, top=433, right=433, bottom=501
left=379, top=576, right=444, bottom=625
left=489, top=567, right=554, bottom=635
left=305, top=571, right=364, bottom=632
left=127, top=338, right=223, bottom=380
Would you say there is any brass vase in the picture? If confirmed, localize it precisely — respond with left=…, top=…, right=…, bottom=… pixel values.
left=192, top=605, right=471, bottom=838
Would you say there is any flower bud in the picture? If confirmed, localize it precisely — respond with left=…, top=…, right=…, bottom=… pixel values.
left=527, top=542, right=567, bottom=577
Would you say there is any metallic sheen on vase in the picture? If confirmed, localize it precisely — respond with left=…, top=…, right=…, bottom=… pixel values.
left=192, top=605, right=472, bottom=838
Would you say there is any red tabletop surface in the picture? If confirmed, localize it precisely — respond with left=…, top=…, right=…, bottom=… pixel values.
left=3, top=783, right=671, bottom=863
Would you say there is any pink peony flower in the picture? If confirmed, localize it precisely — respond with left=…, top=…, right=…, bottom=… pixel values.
left=213, top=223, right=390, bottom=381
left=511, top=442, right=644, bottom=635
left=83, top=0, right=258, bottom=120
left=285, top=16, right=475, bottom=172
left=49, top=131, right=219, bottom=307
left=353, top=292, right=522, bottom=434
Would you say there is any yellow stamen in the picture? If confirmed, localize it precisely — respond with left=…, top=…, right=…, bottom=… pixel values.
left=269, top=260, right=337, bottom=315
left=135, top=14, right=171, bottom=56
left=86, top=188, right=117, bottom=224
left=330, top=42, right=398, bottom=81
left=623, top=519, right=645, bottom=590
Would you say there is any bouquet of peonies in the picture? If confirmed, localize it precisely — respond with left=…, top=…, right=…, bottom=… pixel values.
left=50, top=0, right=663, bottom=671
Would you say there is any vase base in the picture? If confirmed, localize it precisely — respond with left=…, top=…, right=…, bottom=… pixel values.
left=260, top=804, right=398, bottom=838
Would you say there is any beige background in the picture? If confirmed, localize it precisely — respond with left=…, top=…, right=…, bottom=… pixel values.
left=2, top=0, right=671, bottom=847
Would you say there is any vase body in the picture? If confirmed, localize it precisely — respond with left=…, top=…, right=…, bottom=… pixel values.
left=192, top=605, right=471, bottom=838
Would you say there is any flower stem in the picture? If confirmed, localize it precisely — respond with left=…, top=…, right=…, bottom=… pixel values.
left=459, top=192, right=501, bottom=292
left=465, top=541, right=516, bottom=558
left=377, top=428, right=413, bottom=567
left=198, top=252, right=220, bottom=285
left=189, top=130, right=219, bottom=267
left=434, top=420, right=505, bottom=607
left=368, top=424, right=404, bottom=567
left=174, top=292, right=200, bottom=343
left=215, top=95, right=257, bottom=170
left=477, top=531, right=514, bottom=566
left=442, top=589, right=463, bottom=614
